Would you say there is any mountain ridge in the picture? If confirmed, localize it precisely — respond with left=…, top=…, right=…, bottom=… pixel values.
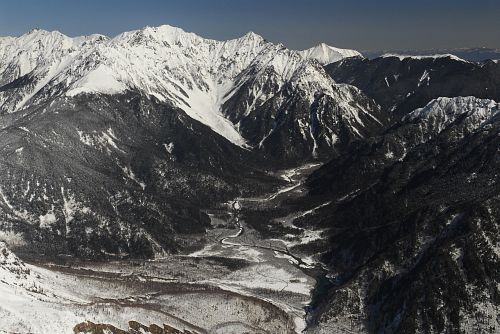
left=0, top=24, right=377, bottom=155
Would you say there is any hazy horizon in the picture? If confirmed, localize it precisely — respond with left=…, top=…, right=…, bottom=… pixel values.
left=1, top=0, right=499, bottom=51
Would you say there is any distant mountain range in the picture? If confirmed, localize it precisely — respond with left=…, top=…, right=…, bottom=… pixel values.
left=364, top=47, right=500, bottom=62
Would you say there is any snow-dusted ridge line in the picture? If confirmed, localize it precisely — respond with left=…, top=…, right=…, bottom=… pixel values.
left=405, top=96, right=499, bottom=133
left=407, top=96, right=499, bottom=118
left=381, top=53, right=468, bottom=62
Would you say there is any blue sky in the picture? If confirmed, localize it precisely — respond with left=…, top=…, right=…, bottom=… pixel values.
left=1, top=0, right=499, bottom=51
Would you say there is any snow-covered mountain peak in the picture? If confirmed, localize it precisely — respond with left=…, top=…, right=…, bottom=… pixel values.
left=1, top=24, right=377, bottom=148
left=57, top=25, right=341, bottom=146
left=118, top=24, right=204, bottom=47
left=8, top=28, right=70, bottom=50
left=239, top=31, right=265, bottom=42
left=0, top=28, right=105, bottom=77
left=299, top=43, right=362, bottom=65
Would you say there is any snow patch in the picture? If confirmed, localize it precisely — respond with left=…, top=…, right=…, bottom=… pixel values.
left=163, top=142, right=174, bottom=154
left=66, top=64, right=127, bottom=96
left=119, top=165, right=146, bottom=190
left=418, top=70, right=430, bottom=87
left=39, top=206, right=57, bottom=228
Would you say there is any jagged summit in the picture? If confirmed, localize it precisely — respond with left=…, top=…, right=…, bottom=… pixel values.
left=110, top=25, right=265, bottom=48
left=119, top=24, right=203, bottom=45
left=239, top=30, right=265, bottom=41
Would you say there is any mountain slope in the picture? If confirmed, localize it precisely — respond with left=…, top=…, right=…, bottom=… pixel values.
left=0, top=29, right=107, bottom=112
left=301, top=96, right=500, bottom=333
left=325, top=55, right=500, bottom=119
left=0, top=25, right=387, bottom=258
left=0, top=90, right=281, bottom=259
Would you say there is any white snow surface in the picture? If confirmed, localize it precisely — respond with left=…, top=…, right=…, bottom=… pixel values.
left=0, top=25, right=367, bottom=147
left=298, top=42, right=362, bottom=65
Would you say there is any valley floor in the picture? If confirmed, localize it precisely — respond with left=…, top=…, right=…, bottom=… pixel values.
left=0, top=163, right=325, bottom=334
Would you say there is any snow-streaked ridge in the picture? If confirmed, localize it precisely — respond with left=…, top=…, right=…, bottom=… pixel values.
left=1, top=25, right=370, bottom=147
left=405, top=96, right=499, bottom=132
left=0, top=29, right=107, bottom=112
